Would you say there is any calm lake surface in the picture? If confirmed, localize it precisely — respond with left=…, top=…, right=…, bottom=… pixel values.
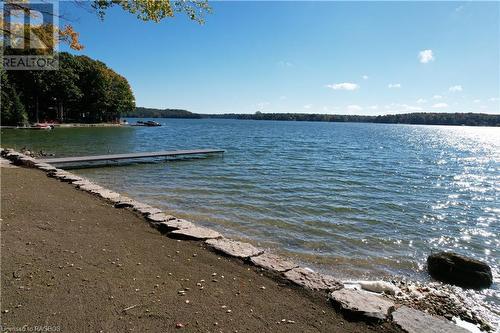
left=2, top=119, right=499, bottom=285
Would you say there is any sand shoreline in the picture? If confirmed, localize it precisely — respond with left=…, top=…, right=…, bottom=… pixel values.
left=0, top=159, right=400, bottom=332
left=0, top=150, right=488, bottom=332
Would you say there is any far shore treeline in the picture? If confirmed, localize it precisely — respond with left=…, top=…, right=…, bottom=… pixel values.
left=127, top=108, right=500, bottom=127
left=2, top=55, right=498, bottom=127
left=1, top=52, right=135, bottom=126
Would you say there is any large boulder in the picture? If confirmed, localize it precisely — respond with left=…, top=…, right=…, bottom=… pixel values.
left=169, top=226, right=222, bottom=240
left=427, top=252, right=492, bottom=289
left=391, top=306, right=469, bottom=333
left=250, top=253, right=298, bottom=272
left=283, top=267, right=342, bottom=291
left=205, top=238, right=264, bottom=259
left=329, top=289, right=395, bottom=320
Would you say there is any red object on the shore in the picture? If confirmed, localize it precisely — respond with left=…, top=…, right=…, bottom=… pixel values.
left=33, top=123, right=53, bottom=130
left=175, top=323, right=185, bottom=329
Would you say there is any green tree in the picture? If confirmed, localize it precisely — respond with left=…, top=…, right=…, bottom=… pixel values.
left=3, top=52, right=135, bottom=124
left=0, top=69, right=27, bottom=126
left=43, top=52, right=83, bottom=122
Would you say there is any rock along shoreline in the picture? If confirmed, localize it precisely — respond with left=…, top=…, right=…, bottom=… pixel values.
left=1, top=147, right=494, bottom=332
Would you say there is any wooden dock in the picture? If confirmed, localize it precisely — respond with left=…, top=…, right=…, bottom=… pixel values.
left=37, top=149, right=224, bottom=164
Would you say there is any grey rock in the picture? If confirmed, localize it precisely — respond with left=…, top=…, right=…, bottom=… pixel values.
left=170, top=226, right=222, bottom=240
left=146, top=213, right=171, bottom=222
left=129, top=201, right=161, bottom=215
left=134, top=205, right=162, bottom=216
left=250, top=253, right=298, bottom=272
left=391, top=306, right=469, bottom=333
left=58, top=174, right=84, bottom=182
left=205, top=238, right=264, bottom=259
left=153, top=219, right=194, bottom=232
left=34, top=163, right=55, bottom=170
left=52, top=171, right=72, bottom=178
left=88, top=187, right=107, bottom=195
left=358, top=280, right=401, bottom=295
left=6, top=152, right=22, bottom=160
left=38, top=166, right=57, bottom=172
left=47, top=169, right=65, bottom=177
left=427, top=252, right=492, bottom=289
left=329, top=289, right=395, bottom=320
left=104, top=194, right=125, bottom=203
left=95, top=189, right=121, bottom=200
left=67, top=176, right=85, bottom=183
left=113, top=197, right=136, bottom=208
left=129, top=200, right=149, bottom=209
left=79, top=184, right=104, bottom=192
left=72, top=180, right=93, bottom=187
left=19, top=156, right=36, bottom=167
left=283, top=267, right=342, bottom=291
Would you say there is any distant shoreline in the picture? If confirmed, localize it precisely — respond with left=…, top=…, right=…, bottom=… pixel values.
left=124, top=108, right=500, bottom=127
left=2, top=113, right=499, bottom=129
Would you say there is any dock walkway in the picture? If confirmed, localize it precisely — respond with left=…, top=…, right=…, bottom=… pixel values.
left=37, top=149, right=224, bottom=164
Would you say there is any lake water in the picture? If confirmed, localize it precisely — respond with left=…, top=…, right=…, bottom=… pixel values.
left=2, top=119, right=499, bottom=292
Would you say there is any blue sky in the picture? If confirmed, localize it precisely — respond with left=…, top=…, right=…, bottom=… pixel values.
left=60, top=1, right=500, bottom=115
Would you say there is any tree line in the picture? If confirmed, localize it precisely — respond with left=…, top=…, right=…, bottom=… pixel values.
left=124, top=107, right=201, bottom=119
left=1, top=51, right=135, bottom=126
left=206, top=112, right=500, bottom=126
left=125, top=108, right=499, bottom=127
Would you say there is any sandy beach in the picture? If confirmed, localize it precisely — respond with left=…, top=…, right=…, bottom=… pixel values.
left=0, top=165, right=401, bottom=332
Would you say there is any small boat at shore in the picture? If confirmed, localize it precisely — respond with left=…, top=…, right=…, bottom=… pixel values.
left=131, top=120, right=162, bottom=127
left=33, top=123, right=54, bottom=130
left=15, top=123, right=54, bottom=130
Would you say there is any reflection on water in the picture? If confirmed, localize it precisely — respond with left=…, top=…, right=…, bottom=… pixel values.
left=2, top=120, right=499, bottom=317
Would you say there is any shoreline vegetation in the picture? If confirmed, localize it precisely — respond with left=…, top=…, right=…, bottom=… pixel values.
left=127, top=107, right=500, bottom=127
left=0, top=149, right=494, bottom=332
left=1, top=51, right=134, bottom=126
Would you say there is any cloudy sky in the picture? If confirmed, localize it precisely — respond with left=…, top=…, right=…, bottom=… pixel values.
left=61, top=1, right=499, bottom=115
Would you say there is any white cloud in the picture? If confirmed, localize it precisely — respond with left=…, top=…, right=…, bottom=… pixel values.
left=416, top=98, right=427, bottom=104
left=368, top=105, right=379, bottom=110
left=418, top=49, right=434, bottom=63
left=385, top=103, right=422, bottom=112
left=473, top=99, right=481, bottom=103
left=362, top=75, right=369, bottom=80
left=347, top=104, right=363, bottom=111
left=277, top=60, right=293, bottom=67
left=388, top=83, right=401, bottom=89
left=256, top=101, right=270, bottom=110
left=488, top=97, right=499, bottom=102
left=432, top=102, right=449, bottom=109
left=403, top=105, right=422, bottom=111
left=326, top=83, right=359, bottom=91
left=449, top=85, right=463, bottom=92
left=303, top=104, right=312, bottom=109
left=322, top=106, right=340, bottom=112
left=433, top=95, right=443, bottom=100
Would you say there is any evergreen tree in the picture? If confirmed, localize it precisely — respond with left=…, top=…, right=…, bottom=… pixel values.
left=0, top=70, right=28, bottom=126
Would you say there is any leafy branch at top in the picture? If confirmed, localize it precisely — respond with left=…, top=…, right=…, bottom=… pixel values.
left=1, top=0, right=211, bottom=51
